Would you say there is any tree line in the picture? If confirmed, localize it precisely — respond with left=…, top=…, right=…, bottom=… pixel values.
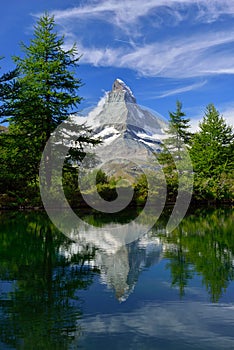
left=158, top=101, right=234, bottom=204
left=0, top=13, right=233, bottom=208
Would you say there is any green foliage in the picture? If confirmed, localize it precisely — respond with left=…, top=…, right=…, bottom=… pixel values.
left=96, top=169, right=108, bottom=185
left=190, top=104, right=233, bottom=176
left=190, top=104, right=234, bottom=202
left=0, top=27, right=233, bottom=209
left=0, top=13, right=98, bottom=206
left=158, top=101, right=192, bottom=202
left=9, top=13, right=85, bottom=189
left=157, top=102, right=234, bottom=204
left=162, top=100, right=191, bottom=156
left=0, top=59, right=18, bottom=119
left=133, top=174, right=148, bottom=205
left=96, top=183, right=118, bottom=201
left=11, top=14, right=83, bottom=130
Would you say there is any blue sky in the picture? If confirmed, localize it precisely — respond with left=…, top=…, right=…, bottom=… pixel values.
left=1, top=0, right=234, bottom=130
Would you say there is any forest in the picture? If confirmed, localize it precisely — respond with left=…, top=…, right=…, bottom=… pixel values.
left=0, top=13, right=233, bottom=209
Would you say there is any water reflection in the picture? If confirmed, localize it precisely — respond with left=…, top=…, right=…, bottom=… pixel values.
left=157, top=208, right=234, bottom=302
left=59, top=231, right=162, bottom=302
left=0, top=212, right=96, bottom=349
left=0, top=208, right=233, bottom=349
left=79, top=301, right=234, bottom=350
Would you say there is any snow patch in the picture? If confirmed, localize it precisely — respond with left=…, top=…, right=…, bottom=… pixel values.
left=86, top=93, right=108, bottom=127
left=136, top=132, right=167, bottom=141
left=95, top=126, right=119, bottom=138
left=94, top=126, right=120, bottom=145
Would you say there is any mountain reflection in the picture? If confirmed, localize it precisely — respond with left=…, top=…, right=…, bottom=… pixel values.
left=59, top=229, right=162, bottom=302
left=0, top=208, right=233, bottom=349
left=58, top=207, right=234, bottom=302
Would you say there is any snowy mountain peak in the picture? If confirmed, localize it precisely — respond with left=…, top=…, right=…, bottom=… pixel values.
left=76, top=79, right=168, bottom=177
left=108, top=78, right=136, bottom=103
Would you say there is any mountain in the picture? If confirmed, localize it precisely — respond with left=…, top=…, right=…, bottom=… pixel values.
left=59, top=221, right=163, bottom=302
left=76, top=79, right=167, bottom=178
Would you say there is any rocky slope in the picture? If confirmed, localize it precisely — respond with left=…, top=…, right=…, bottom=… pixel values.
left=76, top=79, right=167, bottom=177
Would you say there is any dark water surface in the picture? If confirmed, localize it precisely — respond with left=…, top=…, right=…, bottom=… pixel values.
left=0, top=207, right=234, bottom=349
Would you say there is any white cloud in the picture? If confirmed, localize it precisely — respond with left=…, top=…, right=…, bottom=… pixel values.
left=202, top=68, right=234, bottom=75
left=195, top=0, right=234, bottom=23
left=51, top=0, right=234, bottom=30
left=77, top=301, right=234, bottom=349
left=71, top=30, right=234, bottom=79
left=119, top=32, right=234, bottom=78
left=154, top=81, right=207, bottom=98
left=43, top=0, right=234, bottom=79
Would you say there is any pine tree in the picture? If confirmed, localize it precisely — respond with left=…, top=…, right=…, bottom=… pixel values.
left=190, top=104, right=233, bottom=176
left=158, top=101, right=191, bottom=201
left=4, top=13, right=96, bottom=191
left=163, top=100, right=191, bottom=158
left=11, top=13, right=82, bottom=132
left=190, top=104, right=234, bottom=201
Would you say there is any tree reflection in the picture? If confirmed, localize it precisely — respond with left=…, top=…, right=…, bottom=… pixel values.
left=158, top=208, right=234, bottom=302
left=164, top=227, right=193, bottom=297
left=0, top=211, right=98, bottom=349
left=0, top=207, right=234, bottom=349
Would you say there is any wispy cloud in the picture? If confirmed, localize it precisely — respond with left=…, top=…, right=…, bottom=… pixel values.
left=118, top=31, right=234, bottom=78
left=195, top=0, right=234, bottom=23
left=155, top=81, right=207, bottom=98
left=143, top=81, right=207, bottom=100
left=51, top=0, right=234, bottom=30
left=70, top=29, right=234, bottom=79
left=31, top=1, right=234, bottom=125
left=44, top=0, right=234, bottom=80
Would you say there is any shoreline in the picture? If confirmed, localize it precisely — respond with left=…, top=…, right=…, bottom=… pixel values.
left=0, top=199, right=233, bottom=211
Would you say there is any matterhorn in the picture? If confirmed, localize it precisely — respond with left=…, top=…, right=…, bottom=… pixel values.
left=78, top=79, right=167, bottom=177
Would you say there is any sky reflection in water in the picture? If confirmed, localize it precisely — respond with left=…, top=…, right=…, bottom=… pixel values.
left=0, top=208, right=234, bottom=349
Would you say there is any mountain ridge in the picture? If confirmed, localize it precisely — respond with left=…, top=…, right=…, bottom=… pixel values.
left=75, top=79, right=167, bottom=177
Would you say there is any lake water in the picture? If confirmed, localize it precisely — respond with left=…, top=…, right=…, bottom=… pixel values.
left=0, top=207, right=234, bottom=349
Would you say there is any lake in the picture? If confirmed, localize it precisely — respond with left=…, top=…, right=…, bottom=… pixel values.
left=0, top=207, right=234, bottom=349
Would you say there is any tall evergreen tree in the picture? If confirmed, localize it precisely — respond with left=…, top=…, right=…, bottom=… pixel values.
left=159, top=101, right=191, bottom=168
left=190, top=104, right=234, bottom=201
left=158, top=101, right=191, bottom=201
left=11, top=13, right=82, bottom=134
left=164, top=100, right=191, bottom=157
left=3, top=13, right=96, bottom=192
left=190, top=104, right=233, bottom=176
